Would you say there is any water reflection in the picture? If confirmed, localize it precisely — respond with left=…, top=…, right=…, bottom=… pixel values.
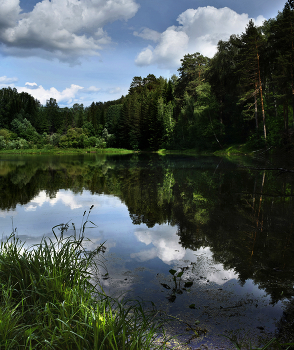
left=24, top=190, right=83, bottom=211
left=132, top=225, right=186, bottom=263
left=0, top=153, right=293, bottom=347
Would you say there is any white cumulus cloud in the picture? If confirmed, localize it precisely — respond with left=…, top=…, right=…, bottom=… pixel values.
left=109, top=87, right=121, bottom=94
left=18, top=83, right=84, bottom=105
left=135, top=6, right=266, bottom=69
left=0, top=0, right=21, bottom=30
left=87, top=86, right=102, bottom=93
left=0, top=75, right=18, bottom=83
left=25, top=82, right=37, bottom=87
left=0, top=79, right=124, bottom=106
left=0, top=0, right=139, bottom=61
left=133, top=28, right=161, bottom=42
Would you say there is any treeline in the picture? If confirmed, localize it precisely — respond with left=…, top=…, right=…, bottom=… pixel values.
left=0, top=87, right=120, bottom=149
left=1, top=1, right=294, bottom=151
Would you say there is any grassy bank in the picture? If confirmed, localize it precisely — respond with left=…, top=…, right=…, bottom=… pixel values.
left=0, top=147, right=134, bottom=155
left=0, top=145, right=282, bottom=157
left=157, top=149, right=212, bottom=156
left=0, top=211, right=167, bottom=350
left=213, top=144, right=254, bottom=156
left=158, top=144, right=265, bottom=157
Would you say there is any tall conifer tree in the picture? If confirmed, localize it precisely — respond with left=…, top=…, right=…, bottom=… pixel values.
left=238, top=20, right=267, bottom=140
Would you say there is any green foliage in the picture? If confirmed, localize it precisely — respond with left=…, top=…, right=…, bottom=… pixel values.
left=0, top=136, right=6, bottom=150
left=45, top=98, right=61, bottom=133
left=0, top=87, right=40, bottom=130
left=1, top=3, right=294, bottom=152
left=83, top=121, right=96, bottom=136
left=0, top=128, right=14, bottom=141
left=106, top=104, right=122, bottom=136
left=0, top=129, right=18, bottom=150
left=175, top=52, right=210, bottom=101
left=56, top=128, right=107, bottom=149
left=11, top=116, right=41, bottom=144
left=4, top=138, right=30, bottom=150
left=102, top=128, right=115, bottom=148
left=245, top=130, right=266, bottom=150
left=158, top=99, right=175, bottom=148
left=59, top=128, right=84, bottom=148
left=95, top=137, right=107, bottom=149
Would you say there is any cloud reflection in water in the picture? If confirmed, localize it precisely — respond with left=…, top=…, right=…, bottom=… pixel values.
left=131, top=225, right=238, bottom=286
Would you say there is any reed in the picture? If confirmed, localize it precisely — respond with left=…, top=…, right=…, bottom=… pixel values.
left=0, top=211, right=168, bottom=349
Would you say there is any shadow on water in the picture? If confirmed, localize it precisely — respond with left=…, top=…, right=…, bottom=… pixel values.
left=0, top=152, right=294, bottom=348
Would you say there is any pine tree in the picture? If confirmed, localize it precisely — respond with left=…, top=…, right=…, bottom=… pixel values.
left=45, top=98, right=61, bottom=133
left=266, top=2, right=294, bottom=139
left=238, top=20, right=267, bottom=140
left=175, top=53, right=210, bottom=102
left=128, top=93, right=141, bottom=150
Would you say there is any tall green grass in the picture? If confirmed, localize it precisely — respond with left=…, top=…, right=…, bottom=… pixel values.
left=0, top=210, right=168, bottom=349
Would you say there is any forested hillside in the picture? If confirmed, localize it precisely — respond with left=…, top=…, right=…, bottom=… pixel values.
left=1, top=1, right=294, bottom=152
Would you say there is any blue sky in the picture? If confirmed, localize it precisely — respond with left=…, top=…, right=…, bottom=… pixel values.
left=0, top=0, right=286, bottom=107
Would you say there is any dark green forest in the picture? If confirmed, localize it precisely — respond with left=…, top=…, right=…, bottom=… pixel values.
left=1, top=1, right=294, bottom=152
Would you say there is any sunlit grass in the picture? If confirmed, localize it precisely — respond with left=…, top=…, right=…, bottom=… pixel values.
left=94, top=148, right=134, bottom=154
left=157, top=149, right=207, bottom=156
left=0, top=147, right=134, bottom=155
left=213, top=144, right=253, bottom=156
left=0, top=209, right=168, bottom=349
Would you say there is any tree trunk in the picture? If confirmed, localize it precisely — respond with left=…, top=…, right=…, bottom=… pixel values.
left=254, top=82, right=258, bottom=129
left=290, top=19, right=294, bottom=126
left=283, top=99, right=289, bottom=133
left=257, top=50, right=266, bottom=140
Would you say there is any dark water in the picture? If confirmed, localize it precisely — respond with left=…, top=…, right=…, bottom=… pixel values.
left=0, top=153, right=294, bottom=348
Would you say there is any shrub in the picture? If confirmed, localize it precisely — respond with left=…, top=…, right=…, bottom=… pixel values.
left=89, top=136, right=98, bottom=147
left=5, top=138, right=30, bottom=150
left=11, top=118, right=40, bottom=143
left=95, top=137, right=107, bottom=149
left=0, top=129, right=12, bottom=141
left=0, top=136, right=6, bottom=150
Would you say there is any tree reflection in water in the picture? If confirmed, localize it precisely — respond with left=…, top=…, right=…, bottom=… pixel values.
left=0, top=152, right=293, bottom=345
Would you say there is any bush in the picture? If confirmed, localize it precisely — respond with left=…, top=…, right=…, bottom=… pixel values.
left=0, top=136, right=6, bottom=150
left=11, top=118, right=40, bottom=143
left=5, top=138, right=30, bottom=150
left=88, top=136, right=98, bottom=147
left=59, top=128, right=87, bottom=148
left=95, top=137, right=107, bottom=149
left=0, top=129, right=12, bottom=141
left=49, top=133, right=61, bottom=147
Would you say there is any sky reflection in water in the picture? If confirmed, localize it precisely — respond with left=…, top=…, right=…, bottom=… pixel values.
left=0, top=188, right=284, bottom=348
left=1, top=153, right=293, bottom=348
left=1, top=189, right=237, bottom=285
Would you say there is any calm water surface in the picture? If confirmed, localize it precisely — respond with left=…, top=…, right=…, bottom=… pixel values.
left=0, top=153, right=294, bottom=348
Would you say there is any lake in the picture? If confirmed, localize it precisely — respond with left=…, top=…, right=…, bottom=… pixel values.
left=0, top=152, right=293, bottom=349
